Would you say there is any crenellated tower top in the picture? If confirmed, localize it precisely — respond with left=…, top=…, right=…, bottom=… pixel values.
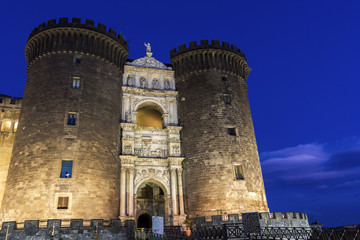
left=170, top=40, right=250, bottom=80
left=25, top=17, right=129, bottom=71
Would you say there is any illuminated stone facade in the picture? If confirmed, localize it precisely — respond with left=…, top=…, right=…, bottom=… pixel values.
left=119, top=55, right=186, bottom=225
left=0, top=95, right=21, bottom=208
left=0, top=18, right=268, bottom=226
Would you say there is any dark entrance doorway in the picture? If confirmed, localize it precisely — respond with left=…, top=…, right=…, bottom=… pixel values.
left=137, top=213, right=152, bottom=228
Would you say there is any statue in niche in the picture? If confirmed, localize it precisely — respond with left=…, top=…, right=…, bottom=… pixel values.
left=125, top=111, right=132, bottom=122
left=164, top=80, right=170, bottom=90
left=140, top=78, right=147, bottom=88
left=172, top=145, right=180, bottom=156
left=127, top=75, right=134, bottom=86
left=152, top=79, right=159, bottom=89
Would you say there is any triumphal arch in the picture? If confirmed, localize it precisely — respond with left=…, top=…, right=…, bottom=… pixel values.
left=119, top=44, right=186, bottom=226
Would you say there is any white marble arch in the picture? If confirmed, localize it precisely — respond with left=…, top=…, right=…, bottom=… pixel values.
left=134, top=99, right=169, bottom=127
left=134, top=177, right=170, bottom=196
left=134, top=99, right=167, bottom=115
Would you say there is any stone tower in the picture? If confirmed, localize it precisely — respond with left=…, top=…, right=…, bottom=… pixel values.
left=0, top=18, right=128, bottom=222
left=170, top=40, right=269, bottom=218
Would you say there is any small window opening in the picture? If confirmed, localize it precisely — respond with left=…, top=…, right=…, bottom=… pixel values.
left=57, top=197, right=69, bottom=209
left=1, top=121, right=11, bottom=132
left=227, top=127, right=236, bottom=136
left=60, top=160, right=73, bottom=178
left=234, top=165, right=244, bottom=180
left=224, top=94, right=231, bottom=105
left=13, top=122, right=18, bottom=133
left=0, top=99, right=3, bottom=103
left=75, top=58, right=82, bottom=64
left=10, top=99, right=16, bottom=105
left=222, top=76, right=227, bottom=81
left=67, top=113, right=77, bottom=125
left=72, top=77, right=80, bottom=89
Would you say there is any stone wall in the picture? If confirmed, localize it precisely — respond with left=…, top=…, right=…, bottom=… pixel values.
left=0, top=95, right=21, bottom=209
left=196, top=212, right=310, bottom=228
left=171, top=41, right=269, bottom=218
left=0, top=219, right=134, bottom=240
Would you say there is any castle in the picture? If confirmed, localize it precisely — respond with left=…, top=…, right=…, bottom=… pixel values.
left=0, top=18, right=304, bottom=229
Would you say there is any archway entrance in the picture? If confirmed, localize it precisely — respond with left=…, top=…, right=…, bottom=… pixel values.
left=136, top=182, right=166, bottom=228
left=137, top=213, right=152, bottom=228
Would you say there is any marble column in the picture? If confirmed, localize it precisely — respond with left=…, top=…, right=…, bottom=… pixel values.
left=128, top=168, right=134, bottom=216
left=171, top=169, right=178, bottom=215
left=120, top=167, right=127, bottom=216
left=177, top=169, right=185, bottom=215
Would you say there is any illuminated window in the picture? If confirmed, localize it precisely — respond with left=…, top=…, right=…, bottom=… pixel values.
left=60, top=160, right=73, bottom=178
left=72, top=77, right=80, bottom=89
left=234, top=165, right=244, bottom=180
left=13, top=122, right=18, bottom=132
left=227, top=127, right=236, bottom=136
left=1, top=121, right=11, bottom=132
left=67, top=113, right=77, bottom=125
left=10, top=99, right=16, bottom=104
left=57, top=197, right=69, bottom=209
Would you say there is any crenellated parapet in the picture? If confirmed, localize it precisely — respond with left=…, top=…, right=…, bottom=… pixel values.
left=0, top=219, right=134, bottom=239
left=170, top=40, right=250, bottom=79
left=195, top=212, right=310, bottom=228
left=25, top=17, right=129, bottom=71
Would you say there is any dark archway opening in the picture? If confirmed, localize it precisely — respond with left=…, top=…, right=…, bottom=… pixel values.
left=137, top=213, right=152, bottom=228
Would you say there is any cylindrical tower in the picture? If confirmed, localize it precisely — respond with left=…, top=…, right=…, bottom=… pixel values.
left=170, top=40, right=268, bottom=218
left=0, top=18, right=128, bottom=222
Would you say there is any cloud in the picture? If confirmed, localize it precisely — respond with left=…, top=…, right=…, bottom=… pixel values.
left=260, top=143, right=329, bottom=180
left=260, top=139, right=360, bottom=227
left=260, top=141, right=360, bottom=185
left=323, top=147, right=360, bottom=170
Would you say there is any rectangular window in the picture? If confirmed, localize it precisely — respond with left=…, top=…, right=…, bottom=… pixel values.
left=13, top=122, right=18, bottom=133
left=10, top=99, right=16, bottom=104
left=57, top=197, right=69, bottom=209
left=224, top=94, right=231, bottom=105
left=1, top=121, right=11, bottom=132
left=75, top=58, right=82, bottom=64
left=234, top=165, right=244, bottom=180
left=60, top=160, right=73, bottom=178
left=227, top=127, right=236, bottom=136
left=0, top=99, right=2, bottom=103
left=67, top=113, right=77, bottom=125
left=222, top=76, right=227, bottom=81
left=72, top=77, right=80, bottom=89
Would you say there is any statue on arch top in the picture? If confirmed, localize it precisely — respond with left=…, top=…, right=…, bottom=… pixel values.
left=144, top=42, right=153, bottom=57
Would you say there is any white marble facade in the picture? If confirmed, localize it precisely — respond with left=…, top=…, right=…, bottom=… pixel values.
left=119, top=49, right=186, bottom=225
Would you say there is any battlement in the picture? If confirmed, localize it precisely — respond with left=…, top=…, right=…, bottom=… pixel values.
left=29, top=17, right=128, bottom=49
left=0, top=94, right=22, bottom=108
left=170, top=40, right=246, bottom=60
left=25, top=18, right=129, bottom=71
left=195, top=212, right=309, bottom=228
left=170, top=40, right=250, bottom=79
left=0, top=219, right=134, bottom=239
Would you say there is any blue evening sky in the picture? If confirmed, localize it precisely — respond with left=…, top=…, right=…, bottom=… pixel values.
left=0, top=0, right=359, bottom=227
